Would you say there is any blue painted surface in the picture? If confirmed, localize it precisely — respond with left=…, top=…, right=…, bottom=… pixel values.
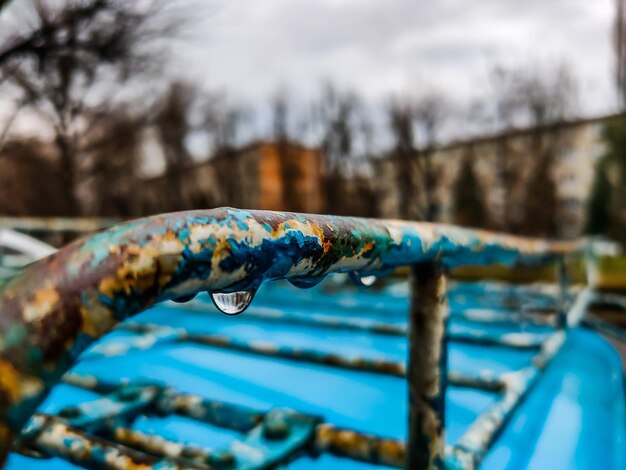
left=6, top=280, right=625, bottom=469
left=482, top=328, right=626, bottom=470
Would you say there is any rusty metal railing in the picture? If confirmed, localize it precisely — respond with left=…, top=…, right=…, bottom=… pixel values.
left=0, top=217, right=117, bottom=234
left=0, top=208, right=590, bottom=469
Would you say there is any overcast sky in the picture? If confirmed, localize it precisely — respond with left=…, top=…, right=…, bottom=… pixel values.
left=178, top=0, right=618, bottom=125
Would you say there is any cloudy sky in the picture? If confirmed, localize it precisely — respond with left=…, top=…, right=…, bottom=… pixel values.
left=178, top=0, right=617, bottom=124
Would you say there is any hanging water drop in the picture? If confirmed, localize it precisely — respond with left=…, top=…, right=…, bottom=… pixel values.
left=349, top=272, right=377, bottom=287
left=210, top=289, right=256, bottom=315
left=288, top=276, right=325, bottom=289
left=171, top=293, right=197, bottom=303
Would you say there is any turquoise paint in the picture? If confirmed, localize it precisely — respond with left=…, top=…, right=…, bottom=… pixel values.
left=7, top=280, right=624, bottom=469
left=0, top=209, right=612, bottom=467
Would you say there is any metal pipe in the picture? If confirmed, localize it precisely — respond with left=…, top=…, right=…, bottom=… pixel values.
left=314, top=423, right=405, bottom=467
left=0, top=208, right=582, bottom=452
left=406, top=262, right=449, bottom=470
left=0, top=217, right=117, bottom=233
left=557, top=256, right=570, bottom=328
left=104, top=322, right=510, bottom=392
left=18, top=414, right=176, bottom=469
left=169, top=300, right=546, bottom=348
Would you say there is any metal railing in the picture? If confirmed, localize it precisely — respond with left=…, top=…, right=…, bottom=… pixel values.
left=0, top=217, right=117, bottom=234
left=0, top=208, right=593, bottom=469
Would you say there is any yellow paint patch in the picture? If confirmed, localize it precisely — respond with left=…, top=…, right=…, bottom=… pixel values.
left=80, top=303, right=115, bottom=338
left=98, top=237, right=181, bottom=299
left=23, top=285, right=60, bottom=323
left=0, top=358, right=43, bottom=403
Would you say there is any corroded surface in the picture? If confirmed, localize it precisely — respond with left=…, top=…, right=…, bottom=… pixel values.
left=89, top=322, right=525, bottom=394
left=20, top=414, right=172, bottom=469
left=10, top=284, right=597, bottom=470
left=173, top=299, right=546, bottom=349
left=0, top=217, right=117, bottom=233
left=407, top=263, right=449, bottom=470
left=315, top=423, right=405, bottom=467
left=0, top=208, right=586, bottom=463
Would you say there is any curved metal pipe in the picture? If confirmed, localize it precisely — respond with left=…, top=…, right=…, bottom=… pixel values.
left=0, top=208, right=580, bottom=458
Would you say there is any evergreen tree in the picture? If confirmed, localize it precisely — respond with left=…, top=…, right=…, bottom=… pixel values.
left=453, top=154, right=488, bottom=228
left=585, top=116, right=626, bottom=247
left=585, top=159, right=612, bottom=235
left=522, top=145, right=559, bottom=237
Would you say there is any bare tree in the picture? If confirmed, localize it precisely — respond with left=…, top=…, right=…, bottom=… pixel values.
left=517, top=64, right=577, bottom=236
left=388, top=93, right=447, bottom=221
left=271, top=91, right=302, bottom=212
left=484, top=62, right=578, bottom=235
left=486, top=65, right=532, bottom=231
left=0, top=138, right=66, bottom=216
left=388, top=101, right=417, bottom=220
left=83, top=108, right=144, bottom=216
left=154, top=81, right=195, bottom=210
left=0, top=0, right=179, bottom=215
left=311, top=83, right=365, bottom=215
left=205, top=97, right=247, bottom=154
left=200, top=91, right=247, bottom=208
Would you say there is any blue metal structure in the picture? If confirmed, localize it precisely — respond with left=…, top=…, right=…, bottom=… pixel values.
left=0, top=208, right=623, bottom=469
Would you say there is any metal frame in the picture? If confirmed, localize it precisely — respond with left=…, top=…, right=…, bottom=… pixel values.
left=0, top=208, right=590, bottom=468
left=0, top=217, right=117, bottom=233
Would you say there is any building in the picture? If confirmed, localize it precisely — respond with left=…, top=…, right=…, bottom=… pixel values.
left=0, top=113, right=620, bottom=241
left=375, top=114, right=619, bottom=238
left=140, top=141, right=325, bottom=215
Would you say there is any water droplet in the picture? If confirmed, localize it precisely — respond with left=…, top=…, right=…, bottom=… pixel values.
left=171, top=293, right=197, bottom=303
left=349, top=272, right=377, bottom=287
left=288, top=276, right=325, bottom=289
left=210, top=289, right=256, bottom=315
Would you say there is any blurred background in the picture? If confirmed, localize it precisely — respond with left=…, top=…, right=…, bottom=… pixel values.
left=0, top=0, right=624, bottom=248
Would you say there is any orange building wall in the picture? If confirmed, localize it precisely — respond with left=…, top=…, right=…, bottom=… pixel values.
left=257, top=143, right=325, bottom=213
left=258, top=144, right=284, bottom=210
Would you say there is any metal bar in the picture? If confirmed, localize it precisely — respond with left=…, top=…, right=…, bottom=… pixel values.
left=175, top=300, right=409, bottom=335
left=0, top=208, right=583, bottom=439
left=62, top=371, right=129, bottom=394
left=446, top=371, right=506, bottom=393
left=582, top=315, right=626, bottom=343
left=17, top=414, right=179, bottom=469
left=62, top=373, right=264, bottom=433
left=565, top=287, right=594, bottom=327
left=406, top=262, right=449, bottom=470
left=114, top=322, right=408, bottom=377
left=447, top=331, right=566, bottom=469
left=556, top=256, right=570, bottom=328
left=591, top=292, right=626, bottom=310
left=104, top=425, right=230, bottom=469
left=171, top=300, right=546, bottom=349
left=154, top=388, right=264, bottom=433
left=0, top=217, right=118, bottom=233
left=314, top=423, right=405, bottom=468
left=55, top=385, right=160, bottom=431
left=453, top=308, right=557, bottom=327
left=108, top=322, right=506, bottom=392
left=0, top=230, right=56, bottom=260
left=54, top=373, right=508, bottom=469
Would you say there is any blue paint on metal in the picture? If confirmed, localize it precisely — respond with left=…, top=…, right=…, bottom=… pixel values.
left=0, top=209, right=620, bottom=469
left=4, top=279, right=623, bottom=469
left=481, top=328, right=626, bottom=470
